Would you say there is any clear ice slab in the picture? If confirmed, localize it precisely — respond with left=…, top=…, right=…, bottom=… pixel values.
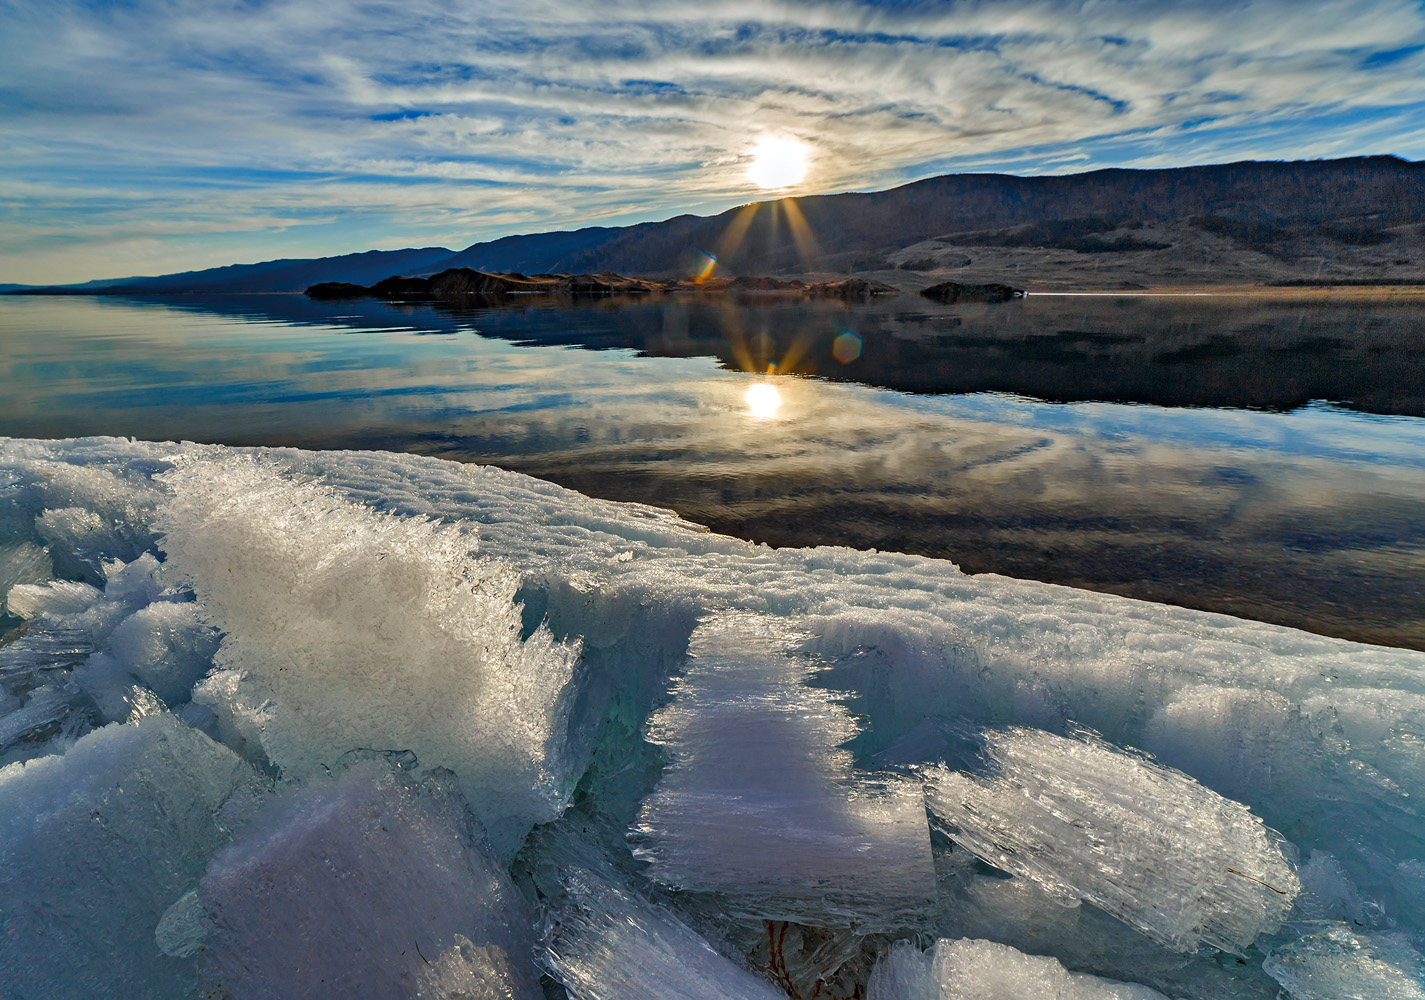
left=534, top=825, right=787, bottom=1000
left=924, top=725, right=1300, bottom=954
left=631, top=612, right=936, bottom=930
left=179, top=764, right=541, bottom=1000
left=0, top=713, right=264, bottom=998
left=867, top=937, right=1169, bottom=1000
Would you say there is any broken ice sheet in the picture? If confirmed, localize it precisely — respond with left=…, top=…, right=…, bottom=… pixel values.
left=867, top=938, right=1169, bottom=1000
left=925, top=845, right=1285, bottom=999
left=924, top=725, right=1300, bottom=954
left=1264, top=923, right=1425, bottom=1000
left=156, top=456, right=587, bottom=856
left=0, top=713, right=264, bottom=998
left=184, top=764, right=541, bottom=1000
left=630, top=611, right=936, bottom=930
left=533, top=824, right=786, bottom=1000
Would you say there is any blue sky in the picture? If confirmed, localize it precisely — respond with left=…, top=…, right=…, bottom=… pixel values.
left=2, top=0, right=1424, bottom=284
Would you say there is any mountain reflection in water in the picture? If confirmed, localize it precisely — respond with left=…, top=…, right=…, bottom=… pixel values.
left=3, top=291, right=1423, bottom=649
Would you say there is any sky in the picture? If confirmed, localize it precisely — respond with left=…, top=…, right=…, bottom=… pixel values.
left=2, top=0, right=1424, bottom=285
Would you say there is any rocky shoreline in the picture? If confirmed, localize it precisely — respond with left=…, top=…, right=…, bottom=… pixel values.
left=306, top=267, right=1030, bottom=303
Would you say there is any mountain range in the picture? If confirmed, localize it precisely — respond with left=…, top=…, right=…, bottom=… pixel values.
left=9, top=155, right=1424, bottom=293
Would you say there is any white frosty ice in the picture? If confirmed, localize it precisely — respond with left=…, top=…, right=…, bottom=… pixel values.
left=186, top=764, right=541, bottom=1000
left=5, top=577, right=101, bottom=619
left=923, top=725, right=1300, bottom=953
left=3, top=436, right=1425, bottom=995
left=109, top=600, right=221, bottom=705
left=0, top=549, right=217, bottom=763
left=535, top=825, right=786, bottom=1000
left=924, top=856, right=1283, bottom=999
left=156, top=455, right=586, bottom=855
left=866, top=938, right=1169, bottom=1000
left=631, top=611, right=936, bottom=929
left=1264, top=923, right=1425, bottom=1000
left=0, top=713, right=264, bottom=998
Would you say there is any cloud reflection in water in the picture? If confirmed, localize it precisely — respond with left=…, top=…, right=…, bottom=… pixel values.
left=2, top=292, right=1424, bottom=649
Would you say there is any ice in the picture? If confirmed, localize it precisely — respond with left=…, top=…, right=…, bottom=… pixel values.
left=0, top=713, right=265, bottom=998
left=4, top=436, right=1425, bottom=995
left=866, top=938, right=1169, bottom=1000
left=0, top=683, right=91, bottom=759
left=0, top=625, right=94, bottom=688
left=924, top=856, right=1284, bottom=999
left=533, top=825, right=787, bottom=1000
left=0, top=539, right=54, bottom=614
left=5, top=577, right=101, bottom=618
left=0, top=447, right=163, bottom=582
left=1263, top=924, right=1425, bottom=1000
left=923, top=725, right=1300, bottom=953
left=0, top=549, right=218, bottom=764
left=155, top=455, right=586, bottom=855
left=108, top=600, right=220, bottom=704
left=631, top=611, right=936, bottom=929
left=181, top=764, right=541, bottom=1000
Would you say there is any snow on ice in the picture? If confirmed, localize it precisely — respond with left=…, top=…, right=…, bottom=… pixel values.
left=0, top=436, right=1423, bottom=999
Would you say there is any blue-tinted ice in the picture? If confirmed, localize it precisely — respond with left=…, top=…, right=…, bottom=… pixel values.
left=0, top=436, right=1422, bottom=999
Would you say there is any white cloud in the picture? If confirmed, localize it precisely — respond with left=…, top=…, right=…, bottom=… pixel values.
left=1, top=0, right=1423, bottom=282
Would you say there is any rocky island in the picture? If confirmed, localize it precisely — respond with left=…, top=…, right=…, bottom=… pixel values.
left=306, top=268, right=903, bottom=301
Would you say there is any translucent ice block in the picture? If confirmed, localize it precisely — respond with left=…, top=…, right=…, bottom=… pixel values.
left=189, top=765, right=541, bottom=1000
left=0, top=713, right=263, bottom=998
left=867, top=938, right=1169, bottom=1000
left=631, top=612, right=935, bottom=930
left=924, top=725, right=1300, bottom=953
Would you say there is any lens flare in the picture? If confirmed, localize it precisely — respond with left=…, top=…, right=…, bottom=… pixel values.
left=832, top=332, right=863, bottom=364
left=744, top=382, right=782, bottom=419
left=747, top=137, right=809, bottom=189
left=694, top=250, right=719, bottom=284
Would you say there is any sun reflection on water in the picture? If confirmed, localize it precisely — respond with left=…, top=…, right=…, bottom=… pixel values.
left=744, top=382, right=782, bottom=419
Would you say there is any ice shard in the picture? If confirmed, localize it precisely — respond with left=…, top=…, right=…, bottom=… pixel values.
left=631, top=612, right=936, bottom=930
left=534, top=825, right=786, bottom=1000
left=0, top=713, right=264, bottom=998
left=867, top=938, right=1169, bottom=1000
left=923, top=725, right=1300, bottom=953
left=1264, top=924, right=1425, bottom=1000
left=187, top=765, right=541, bottom=1000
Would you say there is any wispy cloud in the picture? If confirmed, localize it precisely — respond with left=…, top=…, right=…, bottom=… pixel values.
left=2, top=0, right=1424, bottom=282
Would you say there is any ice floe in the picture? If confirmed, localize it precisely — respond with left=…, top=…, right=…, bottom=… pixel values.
left=1, top=436, right=1424, bottom=999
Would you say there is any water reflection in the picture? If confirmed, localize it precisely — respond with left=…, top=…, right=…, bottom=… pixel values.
left=745, top=383, right=783, bottom=420
left=81, top=290, right=1425, bottom=416
left=2, top=293, right=1423, bottom=649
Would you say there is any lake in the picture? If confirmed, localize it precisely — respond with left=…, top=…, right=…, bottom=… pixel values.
left=2, top=291, right=1423, bottom=649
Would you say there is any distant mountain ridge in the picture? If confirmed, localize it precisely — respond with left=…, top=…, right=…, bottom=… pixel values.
left=11, top=156, right=1423, bottom=292
left=9, top=247, right=456, bottom=295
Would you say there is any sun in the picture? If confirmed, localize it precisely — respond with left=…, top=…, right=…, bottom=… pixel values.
left=747, top=136, right=809, bottom=189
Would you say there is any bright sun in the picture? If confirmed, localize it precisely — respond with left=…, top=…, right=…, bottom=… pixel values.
left=747, top=137, right=809, bottom=189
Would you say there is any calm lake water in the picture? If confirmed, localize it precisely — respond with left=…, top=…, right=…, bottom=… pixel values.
left=3, top=292, right=1424, bottom=649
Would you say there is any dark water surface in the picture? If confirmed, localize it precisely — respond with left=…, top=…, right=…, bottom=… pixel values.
left=3, top=292, right=1423, bottom=649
